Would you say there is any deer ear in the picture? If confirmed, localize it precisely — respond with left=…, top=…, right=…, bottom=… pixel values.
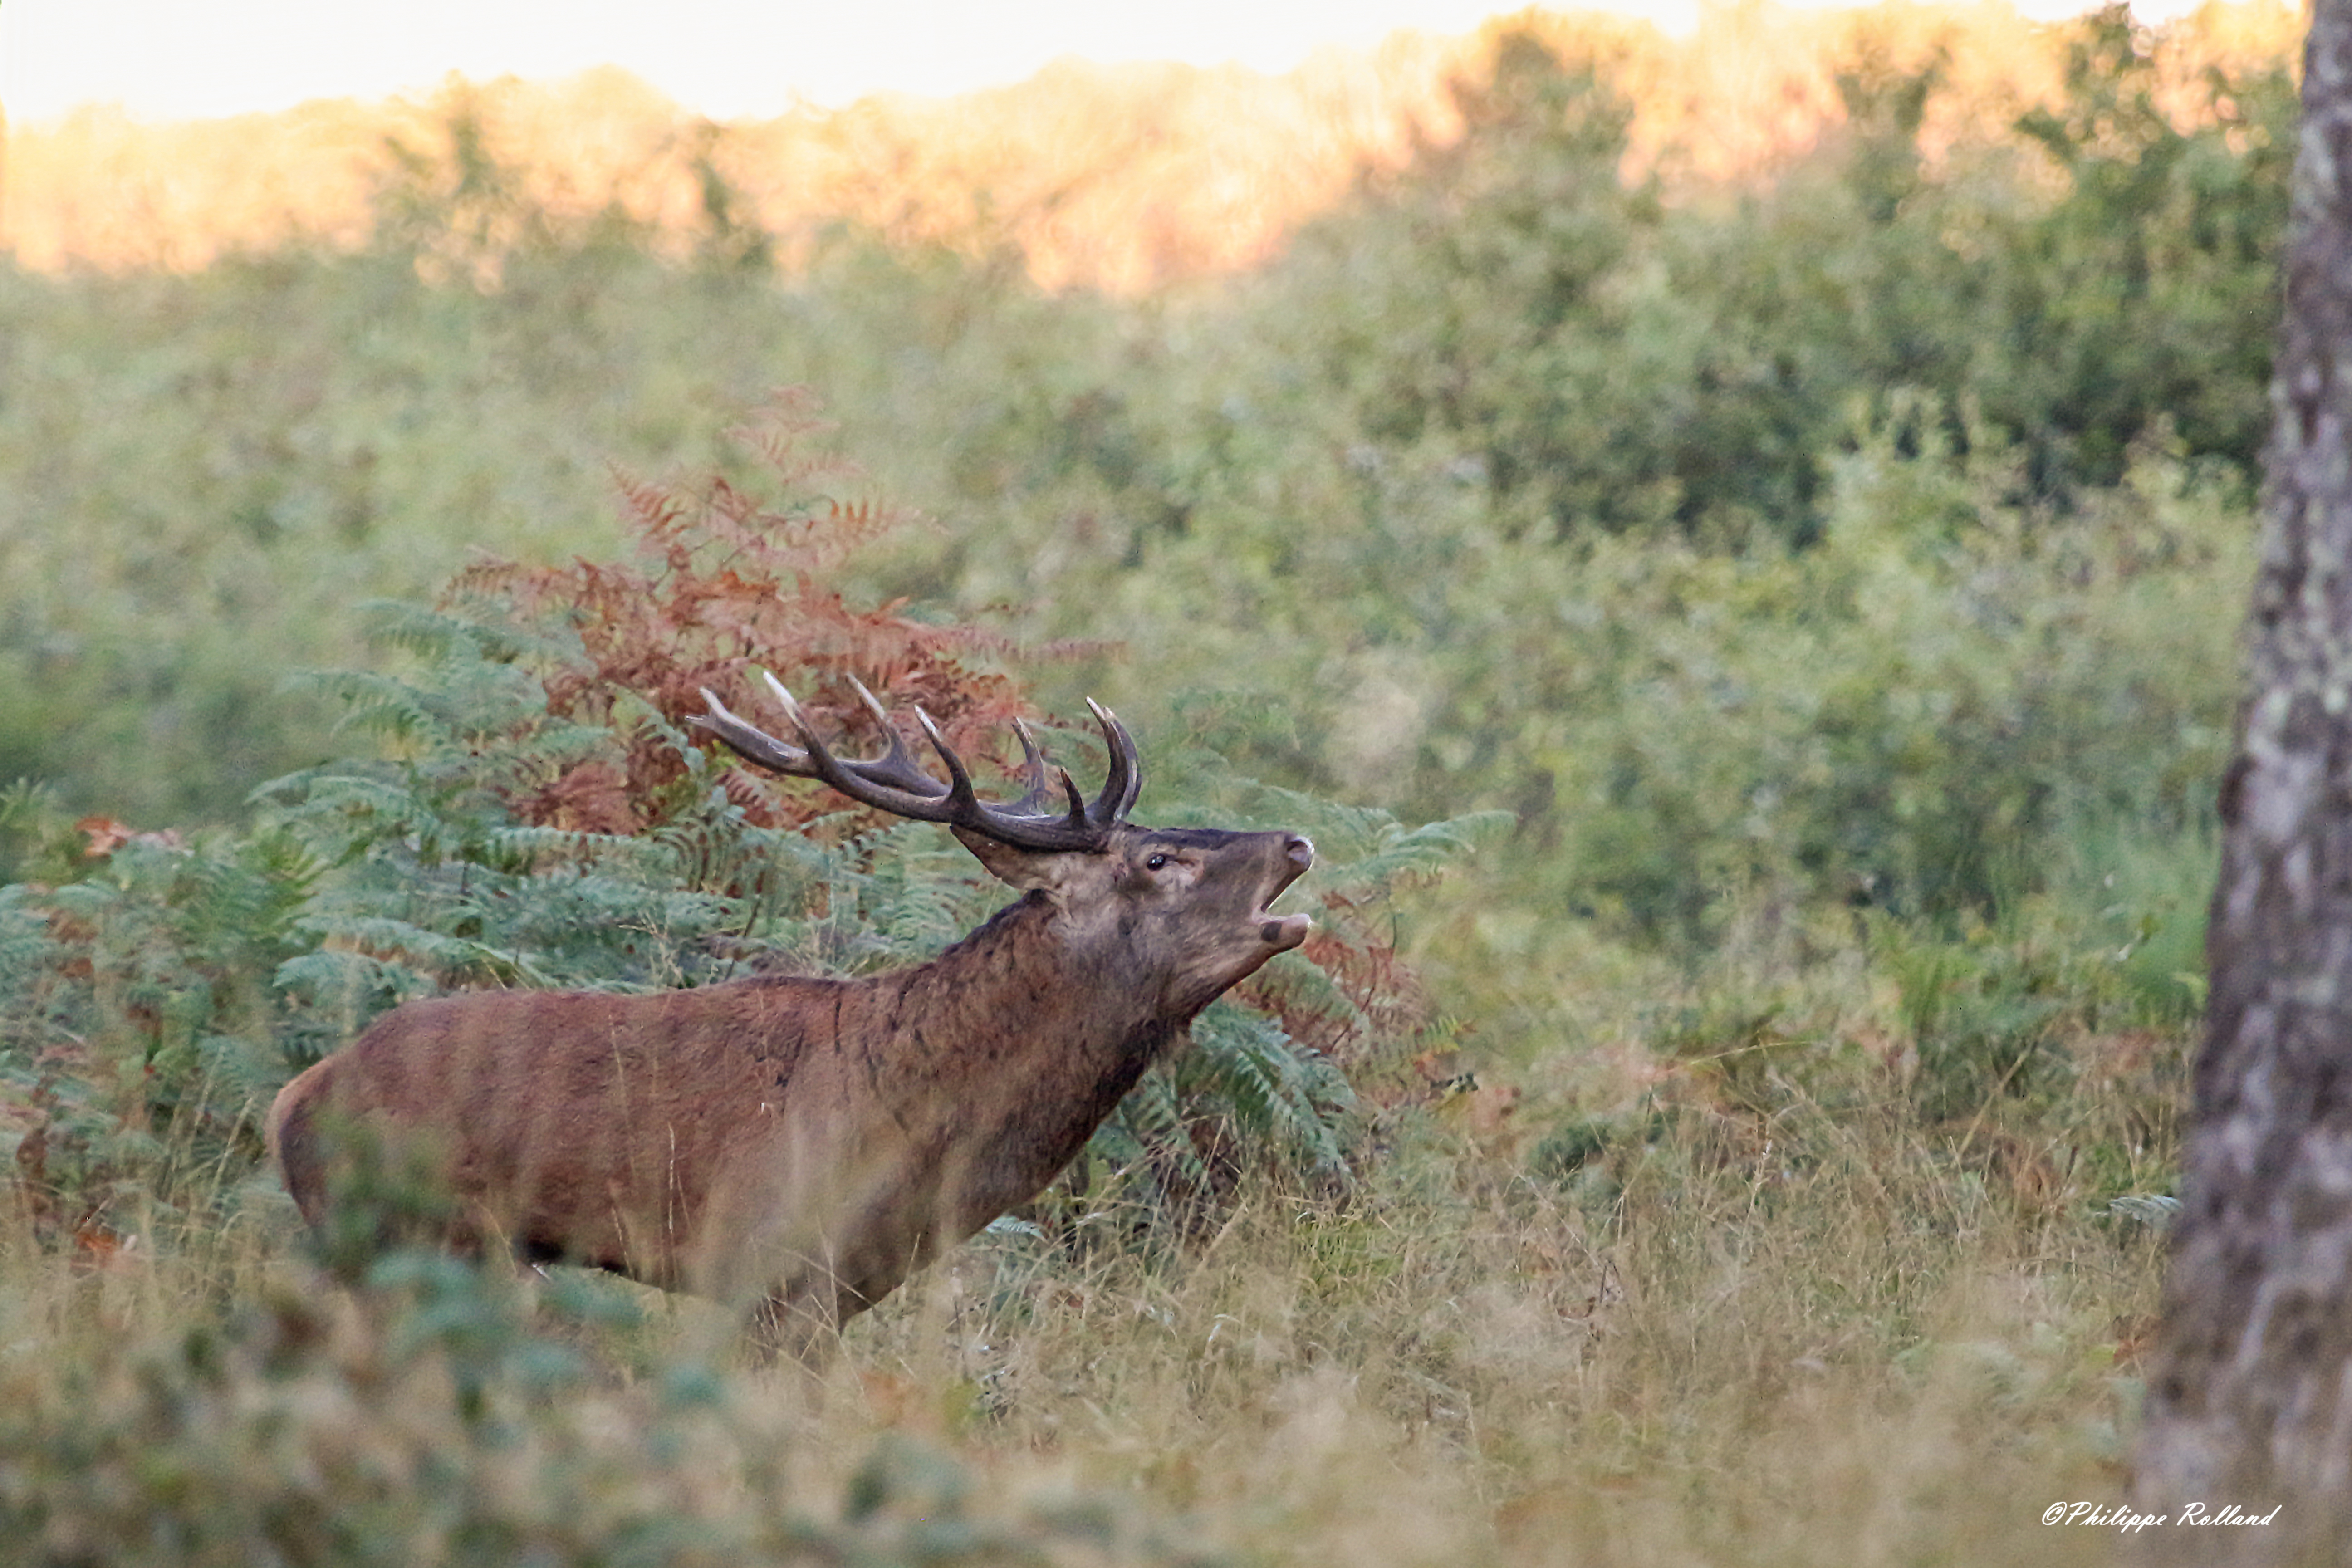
left=951, top=828, right=1092, bottom=897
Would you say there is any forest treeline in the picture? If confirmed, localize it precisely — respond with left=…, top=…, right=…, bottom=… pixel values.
left=3, top=0, right=2298, bottom=288
left=0, top=3, right=2281, bottom=942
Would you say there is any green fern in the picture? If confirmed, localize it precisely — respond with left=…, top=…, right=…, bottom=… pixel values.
left=0, top=884, right=57, bottom=1041
left=358, top=596, right=582, bottom=670
left=1181, top=1000, right=1356, bottom=1178
left=1100, top=1068, right=1211, bottom=1196
left=0, top=410, right=1498, bottom=1245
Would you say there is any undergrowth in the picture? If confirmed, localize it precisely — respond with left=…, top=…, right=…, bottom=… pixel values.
left=0, top=382, right=2195, bottom=1564
left=0, top=984, right=2170, bottom=1565
left=0, top=395, right=1488, bottom=1267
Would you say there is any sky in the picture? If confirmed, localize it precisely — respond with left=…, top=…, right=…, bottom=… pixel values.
left=1, top=0, right=2217, bottom=128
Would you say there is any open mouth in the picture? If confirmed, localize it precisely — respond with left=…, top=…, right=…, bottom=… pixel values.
left=1256, top=836, right=1315, bottom=949
left=1258, top=910, right=1313, bottom=950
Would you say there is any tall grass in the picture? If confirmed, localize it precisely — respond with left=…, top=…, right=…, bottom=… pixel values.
left=3, top=851, right=2181, bottom=1565
left=1, top=992, right=2167, bottom=1565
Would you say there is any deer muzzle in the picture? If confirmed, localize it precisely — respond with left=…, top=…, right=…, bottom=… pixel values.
left=1260, top=834, right=1315, bottom=949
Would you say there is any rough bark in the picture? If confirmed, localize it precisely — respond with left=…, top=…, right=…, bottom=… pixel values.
left=2135, top=2, right=2352, bottom=1559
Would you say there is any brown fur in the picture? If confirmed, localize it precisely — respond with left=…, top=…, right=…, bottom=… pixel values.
left=267, top=821, right=1311, bottom=1353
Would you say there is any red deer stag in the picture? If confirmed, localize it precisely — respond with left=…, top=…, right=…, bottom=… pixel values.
left=268, top=674, right=1314, bottom=1355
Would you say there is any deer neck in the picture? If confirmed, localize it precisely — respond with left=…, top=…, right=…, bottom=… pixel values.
left=875, top=893, right=1176, bottom=1196
left=912, top=892, right=1168, bottom=1067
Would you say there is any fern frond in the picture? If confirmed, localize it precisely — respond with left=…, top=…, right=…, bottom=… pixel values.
left=1111, top=1068, right=1210, bottom=1191
left=0, top=885, right=57, bottom=1009
left=300, top=671, right=461, bottom=753
left=256, top=772, right=440, bottom=852
left=1318, top=811, right=1518, bottom=899
left=193, top=1031, right=294, bottom=1112
left=289, top=914, right=553, bottom=989
left=274, top=948, right=438, bottom=1011
left=359, top=597, right=583, bottom=670
left=485, top=823, right=642, bottom=862
left=1186, top=1001, right=1356, bottom=1177
left=1085, top=1112, right=1146, bottom=1172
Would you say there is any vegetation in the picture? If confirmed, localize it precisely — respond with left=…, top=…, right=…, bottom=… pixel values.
left=0, top=2, right=2285, bottom=1560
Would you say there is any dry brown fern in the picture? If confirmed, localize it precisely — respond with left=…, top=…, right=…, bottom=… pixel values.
left=448, top=389, right=1038, bottom=836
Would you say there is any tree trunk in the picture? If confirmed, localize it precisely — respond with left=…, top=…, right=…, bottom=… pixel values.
left=2136, top=0, right=2352, bottom=1558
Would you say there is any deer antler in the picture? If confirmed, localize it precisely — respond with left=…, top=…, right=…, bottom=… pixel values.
left=693, top=673, right=1139, bottom=853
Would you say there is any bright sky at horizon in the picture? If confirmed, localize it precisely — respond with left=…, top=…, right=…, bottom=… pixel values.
left=1, top=0, right=2227, bottom=129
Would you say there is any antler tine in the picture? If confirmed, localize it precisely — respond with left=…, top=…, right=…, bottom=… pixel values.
left=757, top=671, right=804, bottom=727
left=758, top=679, right=962, bottom=822
left=695, top=675, right=955, bottom=820
left=1055, top=766, right=1090, bottom=826
left=1007, top=719, right=1052, bottom=811
left=835, top=676, right=951, bottom=799
left=700, top=671, right=945, bottom=801
left=695, top=686, right=816, bottom=776
left=847, top=675, right=892, bottom=726
left=911, top=707, right=984, bottom=813
left=916, top=708, right=1110, bottom=849
left=1085, top=698, right=1143, bottom=824
left=1007, top=718, right=1094, bottom=829
left=696, top=673, right=1122, bottom=852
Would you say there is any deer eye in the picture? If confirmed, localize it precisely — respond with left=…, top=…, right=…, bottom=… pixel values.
left=1145, top=853, right=1171, bottom=872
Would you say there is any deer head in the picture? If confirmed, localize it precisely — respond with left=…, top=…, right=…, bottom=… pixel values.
left=696, top=673, right=1314, bottom=1011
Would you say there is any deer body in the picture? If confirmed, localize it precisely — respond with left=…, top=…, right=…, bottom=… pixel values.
left=268, top=680, right=1311, bottom=1349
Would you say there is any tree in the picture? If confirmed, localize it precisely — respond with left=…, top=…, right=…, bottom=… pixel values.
left=2135, top=0, right=2352, bottom=1555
